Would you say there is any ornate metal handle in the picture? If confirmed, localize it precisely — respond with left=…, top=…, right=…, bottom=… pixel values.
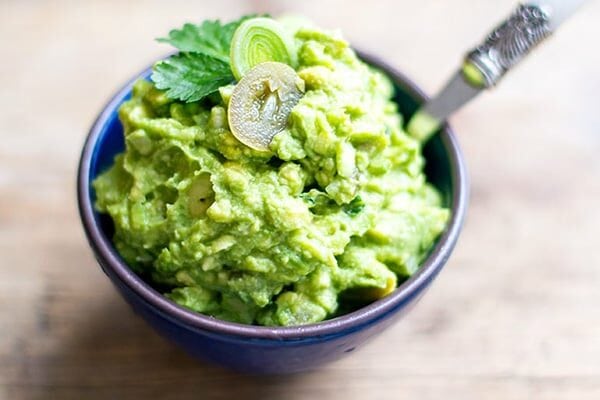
left=466, top=4, right=553, bottom=87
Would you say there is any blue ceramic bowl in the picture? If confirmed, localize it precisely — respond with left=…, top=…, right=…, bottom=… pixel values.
left=77, top=52, right=468, bottom=374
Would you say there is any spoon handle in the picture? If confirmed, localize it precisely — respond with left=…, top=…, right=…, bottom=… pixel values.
left=466, top=0, right=586, bottom=88
left=407, top=0, right=589, bottom=141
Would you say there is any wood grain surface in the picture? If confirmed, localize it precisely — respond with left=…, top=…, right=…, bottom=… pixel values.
left=1, top=1, right=599, bottom=399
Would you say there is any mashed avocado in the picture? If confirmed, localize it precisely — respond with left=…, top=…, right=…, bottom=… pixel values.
left=93, top=23, right=449, bottom=326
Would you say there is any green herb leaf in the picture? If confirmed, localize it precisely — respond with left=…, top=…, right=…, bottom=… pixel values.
left=151, top=53, right=235, bottom=103
left=157, top=21, right=235, bottom=63
left=343, top=196, right=365, bottom=217
left=152, top=15, right=263, bottom=103
left=157, top=16, right=260, bottom=63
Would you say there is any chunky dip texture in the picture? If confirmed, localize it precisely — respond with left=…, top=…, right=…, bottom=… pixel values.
left=93, top=17, right=449, bottom=326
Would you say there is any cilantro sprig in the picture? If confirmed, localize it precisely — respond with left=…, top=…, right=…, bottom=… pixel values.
left=151, top=53, right=233, bottom=103
left=157, top=19, right=242, bottom=62
left=152, top=16, right=256, bottom=103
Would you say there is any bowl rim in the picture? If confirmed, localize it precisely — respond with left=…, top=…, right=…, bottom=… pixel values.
left=77, top=51, right=468, bottom=340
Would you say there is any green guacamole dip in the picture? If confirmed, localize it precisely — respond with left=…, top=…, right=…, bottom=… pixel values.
left=93, top=24, right=449, bottom=326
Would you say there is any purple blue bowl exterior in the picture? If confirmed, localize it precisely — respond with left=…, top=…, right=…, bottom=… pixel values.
left=77, top=52, right=468, bottom=374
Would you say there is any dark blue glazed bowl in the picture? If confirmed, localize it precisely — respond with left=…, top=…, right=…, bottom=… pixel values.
left=77, top=52, right=468, bottom=374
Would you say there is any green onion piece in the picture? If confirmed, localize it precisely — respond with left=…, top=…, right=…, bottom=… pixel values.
left=230, top=17, right=298, bottom=80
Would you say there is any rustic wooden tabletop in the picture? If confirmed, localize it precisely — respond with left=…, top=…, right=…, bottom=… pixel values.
left=2, top=1, right=600, bottom=399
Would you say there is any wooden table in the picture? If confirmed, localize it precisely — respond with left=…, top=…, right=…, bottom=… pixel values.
left=2, top=1, right=599, bottom=398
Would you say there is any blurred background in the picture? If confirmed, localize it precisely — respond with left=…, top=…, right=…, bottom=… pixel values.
left=1, top=0, right=599, bottom=399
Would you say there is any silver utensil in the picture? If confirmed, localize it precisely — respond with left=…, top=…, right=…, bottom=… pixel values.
left=407, top=0, right=589, bottom=141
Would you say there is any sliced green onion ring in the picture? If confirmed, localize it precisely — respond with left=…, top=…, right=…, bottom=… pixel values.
left=230, top=17, right=298, bottom=80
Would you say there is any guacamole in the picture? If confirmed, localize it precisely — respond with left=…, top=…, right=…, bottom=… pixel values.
left=93, top=22, right=449, bottom=326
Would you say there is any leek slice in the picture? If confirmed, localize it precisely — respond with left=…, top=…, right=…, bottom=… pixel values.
left=230, top=17, right=297, bottom=80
